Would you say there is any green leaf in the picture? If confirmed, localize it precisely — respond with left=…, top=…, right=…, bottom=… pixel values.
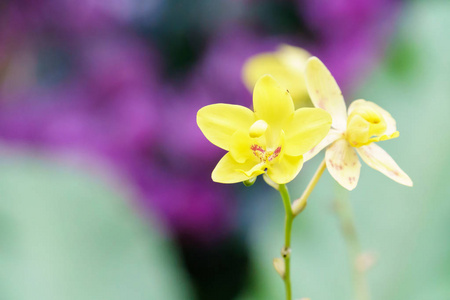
left=0, top=155, right=194, bottom=300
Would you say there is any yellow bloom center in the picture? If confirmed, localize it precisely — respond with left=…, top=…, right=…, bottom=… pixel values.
left=346, top=106, right=387, bottom=147
left=251, top=144, right=282, bottom=163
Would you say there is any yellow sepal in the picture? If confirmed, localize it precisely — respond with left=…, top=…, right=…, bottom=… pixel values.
left=305, top=57, right=348, bottom=130
left=253, top=75, right=295, bottom=137
left=356, top=143, right=412, bottom=186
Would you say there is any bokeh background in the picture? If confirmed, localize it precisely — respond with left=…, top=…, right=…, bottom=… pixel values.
left=0, top=0, right=448, bottom=299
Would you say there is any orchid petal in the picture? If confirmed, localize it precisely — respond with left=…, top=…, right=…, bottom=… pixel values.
left=303, top=129, right=343, bottom=161
left=305, top=57, right=347, bottom=131
left=197, top=104, right=256, bottom=150
left=267, top=154, right=304, bottom=184
left=325, top=139, right=361, bottom=190
left=212, top=153, right=264, bottom=184
left=229, top=130, right=259, bottom=164
left=284, top=108, right=332, bottom=156
left=356, top=143, right=413, bottom=186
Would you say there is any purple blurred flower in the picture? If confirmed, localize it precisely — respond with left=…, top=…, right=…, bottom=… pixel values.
left=298, top=0, right=397, bottom=37
left=1, top=0, right=163, bottom=37
left=0, top=0, right=401, bottom=243
left=0, top=23, right=235, bottom=242
left=296, top=0, right=401, bottom=89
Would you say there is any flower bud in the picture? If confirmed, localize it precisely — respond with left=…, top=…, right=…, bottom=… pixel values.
left=243, top=176, right=257, bottom=187
left=273, top=258, right=285, bottom=279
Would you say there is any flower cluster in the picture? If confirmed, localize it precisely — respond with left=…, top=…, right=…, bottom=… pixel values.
left=198, top=55, right=412, bottom=190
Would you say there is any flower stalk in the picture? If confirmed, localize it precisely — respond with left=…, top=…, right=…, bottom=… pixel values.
left=276, top=159, right=328, bottom=300
left=292, top=158, right=327, bottom=216
left=278, top=184, right=293, bottom=300
left=334, top=192, right=371, bottom=300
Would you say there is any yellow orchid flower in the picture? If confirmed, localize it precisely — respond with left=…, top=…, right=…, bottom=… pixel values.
left=242, top=44, right=312, bottom=108
left=197, top=75, right=332, bottom=185
left=303, top=57, right=413, bottom=190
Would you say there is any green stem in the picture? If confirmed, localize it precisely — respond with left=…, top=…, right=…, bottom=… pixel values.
left=276, top=159, right=328, bottom=300
left=334, top=192, right=371, bottom=300
left=278, top=184, right=293, bottom=300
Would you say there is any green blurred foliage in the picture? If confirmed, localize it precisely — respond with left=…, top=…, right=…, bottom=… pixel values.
left=239, top=1, right=450, bottom=299
left=1, top=1, right=450, bottom=300
left=0, top=154, right=194, bottom=300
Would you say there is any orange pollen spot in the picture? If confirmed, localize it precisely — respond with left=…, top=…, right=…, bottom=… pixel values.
left=251, top=144, right=281, bottom=162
